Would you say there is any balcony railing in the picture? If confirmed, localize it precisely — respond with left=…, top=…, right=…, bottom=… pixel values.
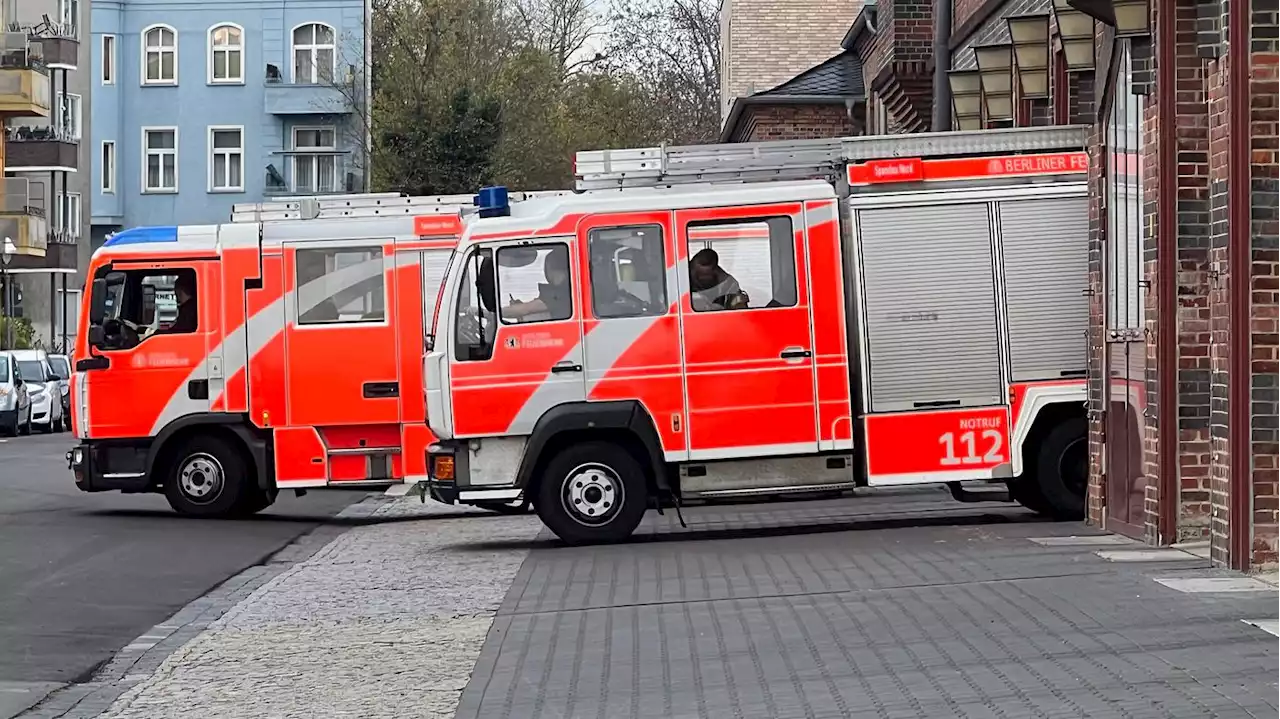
left=9, top=16, right=81, bottom=70
left=3, top=123, right=79, bottom=170
left=0, top=32, right=51, bottom=118
left=0, top=177, right=49, bottom=257
left=263, top=64, right=354, bottom=115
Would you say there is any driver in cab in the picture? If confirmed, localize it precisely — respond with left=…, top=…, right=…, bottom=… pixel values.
left=503, top=246, right=572, bottom=321
left=690, top=248, right=748, bottom=311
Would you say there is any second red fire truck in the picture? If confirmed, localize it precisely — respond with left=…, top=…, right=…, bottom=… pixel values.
left=424, top=125, right=1092, bottom=543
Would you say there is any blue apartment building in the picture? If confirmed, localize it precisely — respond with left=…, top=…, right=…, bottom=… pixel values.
left=89, top=0, right=369, bottom=245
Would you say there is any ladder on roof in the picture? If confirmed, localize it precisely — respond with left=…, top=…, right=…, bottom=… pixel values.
left=229, top=190, right=576, bottom=223
left=573, top=124, right=1091, bottom=191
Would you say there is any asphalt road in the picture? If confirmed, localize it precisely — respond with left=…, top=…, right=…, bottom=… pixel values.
left=0, top=432, right=364, bottom=717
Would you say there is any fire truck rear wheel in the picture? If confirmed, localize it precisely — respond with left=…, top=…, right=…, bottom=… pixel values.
left=1034, top=418, right=1087, bottom=520
left=164, top=436, right=249, bottom=518
left=535, top=441, right=648, bottom=544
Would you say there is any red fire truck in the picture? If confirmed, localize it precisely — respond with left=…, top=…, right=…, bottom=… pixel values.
left=66, top=190, right=567, bottom=516
left=424, top=125, right=1093, bottom=543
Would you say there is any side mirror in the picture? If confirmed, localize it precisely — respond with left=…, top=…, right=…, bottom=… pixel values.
left=46, top=372, right=58, bottom=382
left=89, top=271, right=124, bottom=324
left=87, top=324, right=105, bottom=347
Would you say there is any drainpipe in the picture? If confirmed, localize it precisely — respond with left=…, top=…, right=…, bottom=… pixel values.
left=1227, top=0, right=1251, bottom=570
left=931, top=0, right=954, bottom=131
left=1156, top=0, right=1177, bottom=544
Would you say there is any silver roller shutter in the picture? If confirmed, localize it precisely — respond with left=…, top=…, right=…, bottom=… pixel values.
left=857, top=203, right=1003, bottom=412
left=999, top=197, right=1089, bottom=381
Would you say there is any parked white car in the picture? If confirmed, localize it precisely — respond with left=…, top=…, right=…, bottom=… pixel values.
left=47, top=353, right=73, bottom=432
left=10, top=349, right=64, bottom=433
left=0, top=352, right=33, bottom=436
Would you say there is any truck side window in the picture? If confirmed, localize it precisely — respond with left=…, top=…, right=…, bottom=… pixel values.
left=454, top=248, right=496, bottom=362
left=497, top=243, right=573, bottom=325
left=90, top=266, right=198, bottom=348
left=686, top=216, right=798, bottom=311
left=295, top=247, right=386, bottom=325
left=588, top=225, right=667, bottom=319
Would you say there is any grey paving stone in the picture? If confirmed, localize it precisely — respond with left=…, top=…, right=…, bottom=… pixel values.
left=456, top=496, right=1279, bottom=719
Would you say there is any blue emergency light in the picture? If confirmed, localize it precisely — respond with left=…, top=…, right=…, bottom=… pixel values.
left=474, top=186, right=510, bottom=218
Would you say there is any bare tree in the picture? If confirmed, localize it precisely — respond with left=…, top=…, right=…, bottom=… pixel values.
left=511, top=0, right=605, bottom=78
left=605, top=0, right=720, bottom=144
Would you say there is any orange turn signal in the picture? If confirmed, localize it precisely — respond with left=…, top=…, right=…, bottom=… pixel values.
left=432, top=455, right=455, bottom=481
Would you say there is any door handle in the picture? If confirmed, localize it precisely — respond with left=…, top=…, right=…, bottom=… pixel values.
left=779, top=348, right=812, bottom=359
left=551, top=362, right=583, bottom=374
left=188, top=379, right=209, bottom=400
left=362, top=381, right=400, bottom=398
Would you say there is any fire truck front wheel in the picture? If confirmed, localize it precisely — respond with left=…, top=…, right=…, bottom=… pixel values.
left=163, top=435, right=252, bottom=518
left=535, top=441, right=648, bottom=544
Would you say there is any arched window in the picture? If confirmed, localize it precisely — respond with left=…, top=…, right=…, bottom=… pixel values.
left=142, top=24, right=177, bottom=84
left=292, top=23, right=335, bottom=84
left=208, top=24, right=243, bottom=83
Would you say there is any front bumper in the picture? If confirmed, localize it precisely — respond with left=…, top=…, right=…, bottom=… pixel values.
left=425, top=440, right=523, bottom=505
left=30, top=394, right=52, bottom=423
left=67, top=441, right=151, bottom=493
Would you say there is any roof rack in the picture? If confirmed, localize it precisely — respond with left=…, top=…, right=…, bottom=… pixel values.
left=229, top=190, right=576, bottom=223
left=573, top=125, right=1091, bottom=191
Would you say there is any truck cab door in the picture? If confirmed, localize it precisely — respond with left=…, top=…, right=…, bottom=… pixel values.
left=446, top=238, right=586, bottom=437
left=82, top=261, right=220, bottom=439
left=675, top=204, right=820, bottom=460
left=282, top=240, right=399, bottom=429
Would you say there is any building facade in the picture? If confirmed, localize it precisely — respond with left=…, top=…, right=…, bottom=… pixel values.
left=1, top=0, right=79, bottom=349
left=90, top=0, right=370, bottom=248
left=719, top=0, right=863, bottom=132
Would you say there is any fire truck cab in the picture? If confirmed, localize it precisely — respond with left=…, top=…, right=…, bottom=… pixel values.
left=425, top=126, right=1093, bottom=544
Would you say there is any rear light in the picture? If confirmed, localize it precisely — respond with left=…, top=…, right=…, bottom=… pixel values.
left=432, top=455, right=455, bottom=481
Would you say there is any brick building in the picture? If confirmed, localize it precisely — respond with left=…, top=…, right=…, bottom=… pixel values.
left=720, top=52, right=865, bottom=142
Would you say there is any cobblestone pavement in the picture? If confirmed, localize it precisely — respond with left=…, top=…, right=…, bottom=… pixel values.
left=457, top=489, right=1279, bottom=719
left=22, top=497, right=542, bottom=719
left=20, top=488, right=1278, bottom=719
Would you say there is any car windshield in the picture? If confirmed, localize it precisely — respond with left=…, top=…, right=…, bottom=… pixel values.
left=48, top=357, right=70, bottom=379
left=16, top=360, right=45, bottom=382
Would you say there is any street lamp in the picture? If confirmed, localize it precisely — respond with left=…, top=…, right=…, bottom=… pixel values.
left=1112, top=0, right=1151, bottom=37
left=1007, top=14, right=1051, bottom=99
left=948, top=70, right=984, bottom=130
left=1053, top=0, right=1096, bottom=71
left=2, top=237, right=14, bottom=350
left=973, top=44, right=1014, bottom=123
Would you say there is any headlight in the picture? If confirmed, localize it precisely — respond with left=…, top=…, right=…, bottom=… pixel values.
left=30, top=385, right=45, bottom=396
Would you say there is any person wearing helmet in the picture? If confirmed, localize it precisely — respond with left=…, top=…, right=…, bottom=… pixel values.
left=504, top=246, right=573, bottom=321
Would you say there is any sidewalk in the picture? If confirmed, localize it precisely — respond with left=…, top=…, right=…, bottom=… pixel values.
left=23, top=489, right=1279, bottom=719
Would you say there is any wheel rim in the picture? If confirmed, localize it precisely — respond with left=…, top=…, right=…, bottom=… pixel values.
left=560, top=462, right=624, bottom=526
left=178, top=453, right=225, bottom=505
left=1058, top=437, right=1088, bottom=499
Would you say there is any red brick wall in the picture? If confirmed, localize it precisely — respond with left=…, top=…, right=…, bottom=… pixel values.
left=1206, top=47, right=1231, bottom=565
left=952, top=0, right=987, bottom=32
left=735, top=104, right=859, bottom=142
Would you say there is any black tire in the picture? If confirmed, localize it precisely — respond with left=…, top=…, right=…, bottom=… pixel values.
left=534, top=441, right=649, bottom=545
left=1034, top=418, right=1087, bottom=520
left=230, top=485, right=277, bottom=517
left=37, top=419, right=53, bottom=434
left=163, top=435, right=250, bottom=518
left=18, top=413, right=31, bottom=436
left=1008, top=476, right=1051, bottom=514
left=63, top=415, right=72, bottom=432
left=475, top=500, right=530, bottom=515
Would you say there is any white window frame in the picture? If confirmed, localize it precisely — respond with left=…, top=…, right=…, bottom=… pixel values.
left=207, top=23, right=244, bottom=84
left=207, top=125, right=245, bottom=192
left=57, top=92, right=82, bottom=139
left=54, top=192, right=82, bottom=237
left=290, top=125, right=338, bottom=194
left=141, top=126, right=179, bottom=193
left=101, top=141, right=116, bottom=194
left=290, top=22, right=336, bottom=84
left=101, top=34, right=115, bottom=84
left=141, top=24, right=178, bottom=85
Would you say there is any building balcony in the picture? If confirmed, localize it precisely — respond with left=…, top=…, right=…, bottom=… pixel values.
left=263, top=67, right=354, bottom=115
left=30, top=27, right=79, bottom=71
left=0, top=178, right=49, bottom=258
left=4, top=233, right=76, bottom=271
left=0, top=33, right=51, bottom=119
left=4, top=125, right=78, bottom=171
